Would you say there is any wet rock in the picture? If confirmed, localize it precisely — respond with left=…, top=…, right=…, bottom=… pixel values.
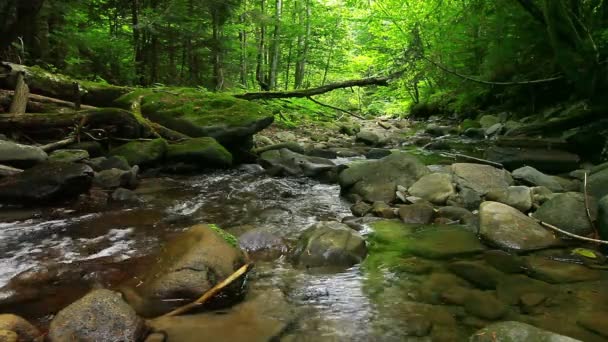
left=425, top=124, right=452, bottom=137
left=578, top=314, right=608, bottom=339
left=238, top=229, right=288, bottom=261
left=448, top=187, right=483, bottom=211
left=485, top=186, right=532, bottom=212
left=111, top=187, right=139, bottom=202
left=479, top=115, right=500, bottom=129
left=533, top=192, right=597, bottom=237
left=350, top=201, right=372, bottom=217
left=418, top=272, right=472, bottom=304
left=470, top=321, right=581, bottom=341
left=293, top=221, right=367, bottom=268
left=436, top=206, right=476, bottom=225
left=448, top=261, right=505, bottom=290
left=463, top=128, right=486, bottom=139
left=339, top=152, right=429, bottom=203
left=148, top=289, right=295, bottom=342
left=398, top=202, right=434, bottom=224
left=485, top=146, right=580, bottom=173
left=0, top=330, right=17, bottom=342
left=0, top=140, right=47, bottom=167
left=531, top=186, right=556, bottom=205
left=485, top=123, right=504, bottom=137
left=587, top=167, right=608, bottom=201
left=599, top=195, right=608, bottom=240
left=93, top=167, right=138, bottom=189
left=452, top=163, right=513, bottom=196
left=356, top=130, right=383, bottom=146
left=408, top=173, right=455, bottom=205
left=49, top=149, right=90, bottom=163
left=0, top=162, right=94, bottom=204
left=254, top=141, right=305, bottom=155
left=479, top=201, right=560, bottom=252
left=48, top=289, right=146, bottom=342
left=88, top=155, right=132, bottom=171
left=109, top=138, right=168, bottom=167
left=512, top=166, right=564, bottom=192
left=338, top=121, right=361, bottom=136
left=483, top=250, right=526, bottom=274
left=253, top=134, right=274, bottom=147
left=121, top=224, right=247, bottom=317
left=74, top=188, right=110, bottom=211
left=259, top=148, right=335, bottom=179
left=440, top=286, right=474, bottom=305
left=0, top=314, right=40, bottom=341
left=464, top=291, right=508, bottom=320
left=364, top=148, right=392, bottom=159
left=519, top=293, right=547, bottom=313
left=275, top=131, right=297, bottom=142
left=496, top=274, right=555, bottom=305
left=68, top=141, right=105, bottom=157
left=329, top=147, right=362, bottom=158
left=341, top=216, right=383, bottom=231
left=372, top=201, right=396, bottom=219
left=165, top=137, right=233, bottom=168
left=525, top=256, right=601, bottom=284
left=307, top=148, right=337, bottom=159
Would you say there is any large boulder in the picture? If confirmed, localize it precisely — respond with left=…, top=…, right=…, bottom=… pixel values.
left=470, top=321, right=581, bottom=342
left=485, top=146, right=580, bottom=173
left=109, top=138, right=168, bottom=167
left=48, top=289, right=147, bottom=342
left=259, top=148, right=335, bottom=179
left=479, top=201, right=560, bottom=252
left=292, top=221, right=367, bottom=268
left=121, top=224, right=247, bottom=317
left=0, top=162, right=93, bottom=204
left=588, top=167, right=608, bottom=201
left=355, top=130, right=383, bottom=146
left=532, top=192, right=597, bottom=237
left=512, top=166, right=564, bottom=192
left=485, top=186, right=532, bottom=212
left=166, top=137, right=232, bottom=168
left=115, top=89, right=274, bottom=145
left=452, top=163, right=513, bottom=196
left=0, top=140, right=47, bottom=167
left=93, top=166, right=138, bottom=189
left=599, top=195, right=608, bottom=240
left=479, top=115, right=500, bottom=129
left=408, top=173, right=455, bottom=204
left=339, top=152, right=429, bottom=203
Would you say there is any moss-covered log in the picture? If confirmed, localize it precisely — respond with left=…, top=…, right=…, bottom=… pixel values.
left=0, top=108, right=153, bottom=139
left=0, top=62, right=132, bottom=107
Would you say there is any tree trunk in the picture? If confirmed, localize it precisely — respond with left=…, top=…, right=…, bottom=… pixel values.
left=9, top=71, right=28, bottom=114
left=294, top=0, right=311, bottom=89
left=256, top=0, right=268, bottom=90
left=131, top=0, right=145, bottom=85
left=239, top=11, right=248, bottom=88
left=268, top=0, right=282, bottom=90
left=211, top=9, right=225, bottom=90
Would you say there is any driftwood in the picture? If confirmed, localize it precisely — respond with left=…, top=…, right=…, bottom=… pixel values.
left=160, top=263, right=253, bottom=317
left=9, top=71, right=28, bottom=114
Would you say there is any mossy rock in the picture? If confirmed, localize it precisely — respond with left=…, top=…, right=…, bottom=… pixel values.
left=460, top=119, right=481, bottom=131
left=166, top=137, right=232, bottom=168
left=109, top=138, right=168, bottom=167
left=115, top=88, right=274, bottom=144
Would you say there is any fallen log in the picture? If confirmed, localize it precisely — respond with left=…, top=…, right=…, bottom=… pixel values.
left=0, top=89, right=97, bottom=113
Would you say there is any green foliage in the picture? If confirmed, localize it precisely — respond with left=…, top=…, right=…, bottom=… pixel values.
left=208, top=224, right=238, bottom=247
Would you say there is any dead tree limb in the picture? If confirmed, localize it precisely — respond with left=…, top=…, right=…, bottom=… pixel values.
left=235, top=70, right=405, bottom=100
left=306, top=96, right=365, bottom=120
left=9, top=71, right=28, bottom=114
left=0, top=89, right=97, bottom=112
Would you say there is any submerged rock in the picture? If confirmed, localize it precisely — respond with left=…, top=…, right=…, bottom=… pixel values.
left=0, top=162, right=93, bottom=204
left=408, top=173, right=455, bottom=205
left=259, top=148, right=335, bottom=179
left=48, top=289, right=146, bottom=342
left=93, top=167, right=138, bottom=189
left=293, top=221, right=367, bottom=268
left=464, top=291, right=508, bottom=320
left=165, top=137, right=232, bottom=168
left=525, top=256, right=601, bottom=284
left=110, top=138, right=168, bottom=167
left=452, top=163, right=513, bottom=196
left=0, top=314, right=40, bottom=341
left=0, top=140, right=47, bottom=168
left=479, top=201, right=560, bottom=252
left=533, top=192, right=597, bottom=237
left=470, top=321, right=581, bottom=341
left=238, top=229, right=288, bottom=261
left=121, top=224, right=247, bottom=317
left=485, top=146, right=580, bottom=173
left=512, top=166, right=564, bottom=192
left=339, top=152, right=429, bottom=203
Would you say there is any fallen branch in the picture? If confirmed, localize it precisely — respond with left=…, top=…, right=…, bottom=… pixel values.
left=0, top=89, right=97, bottom=112
left=40, top=137, right=76, bottom=152
left=306, top=96, right=365, bottom=120
left=530, top=214, right=608, bottom=245
left=442, top=152, right=504, bottom=169
left=160, top=263, right=253, bottom=317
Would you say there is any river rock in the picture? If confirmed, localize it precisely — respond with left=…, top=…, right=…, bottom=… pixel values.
left=351, top=201, right=372, bottom=217
left=259, top=148, right=335, bottom=179
left=425, top=124, right=452, bottom=137
left=275, top=131, right=296, bottom=142
left=448, top=187, right=483, bottom=211
left=121, top=224, right=247, bottom=317
left=48, top=289, right=147, bottom=342
left=436, top=206, right=476, bottom=225
left=588, top=167, right=608, bottom=201
left=485, top=186, right=532, bottom=212
left=599, top=195, right=608, bottom=240
left=365, top=148, right=392, bottom=160
left=0, top=140, right=48, bottom=168
left=238, top=229, right=288, bottom=261
left=408, top=173, right=455, bottom=204
left=512, top=166, right=564, bottom=192
left=479, top=115, right=500, bottom=129
left=448, top=261, right=505, bottom=290
left=0, top=162, right=94, bottom=204
left=93, top=167, right=138, bottom=189
left=339, top=152, right=429, bottom=203
left=470, top=321, right=581, bottom=341
left=0, top=314, right=40, bottom=341
left=165, top=137, right=232, bottom=168
left=111, top=187, right=139, bottom=202
left=254, top=141, right=306, bottom=155
left=372, top=201, right=396, bottom=219
left=485, top=123, right=504, bottom=137
left=525, top=256, right=601, bottom=284
left=109, top=138, right=168, bottom=167
left=398, top=202, right=435, bottom=224
left=485, top=146, right=580, bottom=173
left=49, top=149, right=90, bottom=163
left=479, top=201, right=560, bottom=251
left=293, top=221, right=367, bottom=268
left=356, top=130, right=383, bottom=146
left=532, top=192, right=597, bottom=237
left=483, top=250, right=526, bottom=274
left=452, top=163, right=513, bottom=196
left=464, top=291, right=508, bottom=320
left=578, top=314, right=608, bottom=339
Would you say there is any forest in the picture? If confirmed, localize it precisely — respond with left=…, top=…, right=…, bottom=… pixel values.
left=3, top=1, right=608, bottom=342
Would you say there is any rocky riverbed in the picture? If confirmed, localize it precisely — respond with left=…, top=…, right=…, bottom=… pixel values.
left=1, top=114, right=608, bottom=341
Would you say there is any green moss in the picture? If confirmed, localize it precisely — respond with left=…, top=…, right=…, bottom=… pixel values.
left=166, top=137, right=232, bottom=167
left=109, top=138, right=168, bottom=166
left=460, top=119, right=481, bottom=131
left=209, top=224, right=238, bottom=247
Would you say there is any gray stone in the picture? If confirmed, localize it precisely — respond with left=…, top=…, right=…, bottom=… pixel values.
left=486, top=186, right=532, bottom=212
left=470, top=321, right=581, bottom=341
left=275, top=131, right=297, bottom=142
left=398, top=202, right=435, bottom=224
left=452, top=163, right=513, bottom=196
left=111, top=188, right=139, bottom=202
left=525, top=256, right=601, bottom=284
left=293, top=221, right=367, bottom=268
left=356, top=130, right=383, bottom=146
left=49, top=149, right=89, bottom=163
left=588, top=167, right=608, bottom=201
left=479, top=115, right=500, bottom=129
left=48, top=289, right=146, bottom=342
left=339, top=152, right=429, bottom=203
left=513, top=166, right=564, bottom=192
left=533, top=192, right=597, bottom=237
left=0, top=140, right=47, bottom=167
left=485, top=123, right=504, bottom=136
left=259, top=148, right=335, bottom=179
left=351, top=201, right=372, bottom=217
left=94, top=167, right=138, bottom=189
left=479, top=201, right=560, bottom=252
left=408, top=173, right=455, bottom=205
left=238, top=229, right=288, bottom=261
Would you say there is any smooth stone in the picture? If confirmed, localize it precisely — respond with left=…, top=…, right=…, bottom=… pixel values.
left=519, top=293, right=547, bottom=312
left=436, top=206, right=476, bottom=225
left=464, top=291, right=508, bottom=320
left=533, top=192, right=597, bottom=237
left=0, top=140, right=47, bottom=167
left=350, top=201, right=372, bottom=217
left=93, top=167, right=138, bottom=189
left=111, top=188, right=139, bottom=202
left=531, top=186, right=556, bottom=205
left=479, top=115, right=500, bottom=129
left=479, top=201, right=560, bottom=252
left=470, top=321, right=581, bottom=341
left=260, top=148, right=335, bottom=179
left=398, top=202, right=434, bottom=224
left=372, top=201, right=396, bottom=219
left=49, top=149, right=90, bottom=163
left=483, top=250, right=526, bottom=274
left=452, top=163, right=513, bottom=196
left=408, top=173, right=455, bottom=205
left=486, top=186, right=532, bottom=212
left=238, top=229, right=288, bottom=261
left=448, top=261, right=505, bottom=290
left=587, top=167, right=608, bottom=201
left=356, top=130, right=383, bottom=146
left=513, top=166, right=564, bottom=192
left=525, top=256, right=601, bottom=284
left=365, top=148, right=392, bottom=159
left=0, top=314, right=40, bottom=341
left=485, top=123, right=504, bottom=136
left=448, top=187, right=483, bottom=211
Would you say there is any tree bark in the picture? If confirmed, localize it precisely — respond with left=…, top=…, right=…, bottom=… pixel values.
left=268, top=0, right=282, bottom=90
left=294, top=0, right=311, bottom=89
left=9, top=71, right=28, bottom=114
left=256, top=0, right=268, bottom=90
left=0, top=89, right=96, bottom=113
